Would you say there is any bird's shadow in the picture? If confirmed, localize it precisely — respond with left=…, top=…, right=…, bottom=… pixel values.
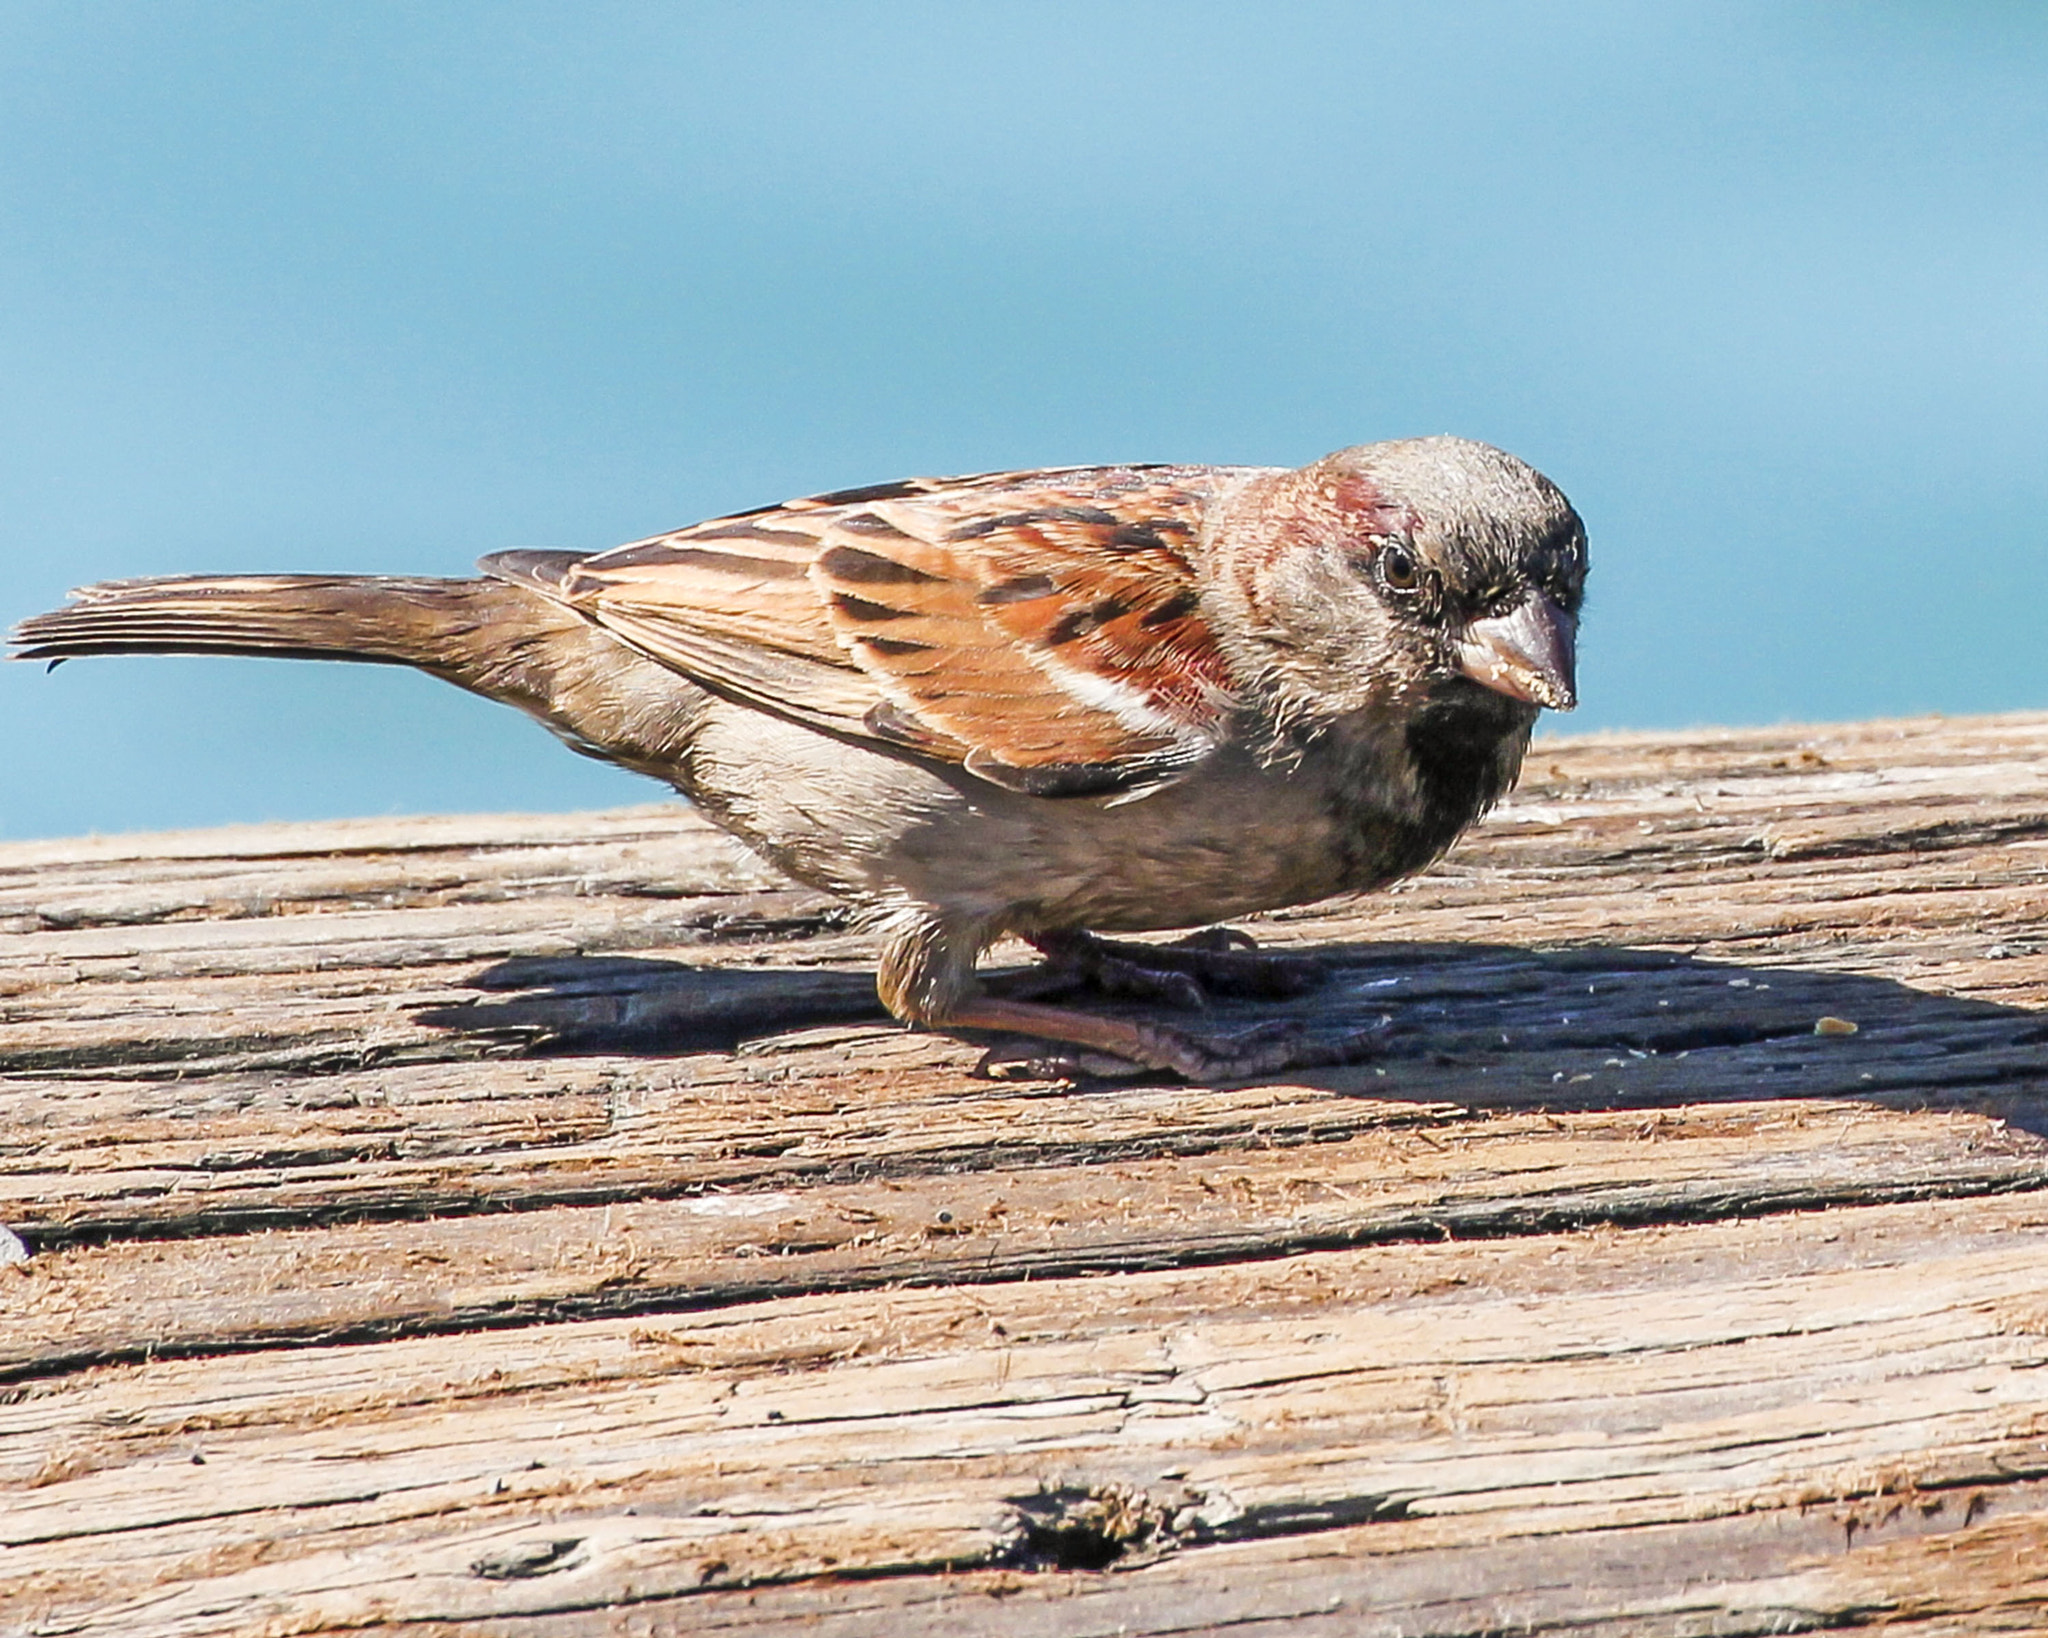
left=416, top=941, right=2048, bottom=1137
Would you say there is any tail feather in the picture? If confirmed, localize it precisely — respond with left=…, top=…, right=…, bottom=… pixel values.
left=10, top=569, right=713, bottom=784
left=10, top=574, right=505, bottom=669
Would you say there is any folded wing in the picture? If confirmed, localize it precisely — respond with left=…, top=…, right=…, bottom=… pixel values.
left=484, top=467, right=1249, bottom=798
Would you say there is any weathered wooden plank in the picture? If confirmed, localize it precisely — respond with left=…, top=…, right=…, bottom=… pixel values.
left=7, top=1097, right=2041, bottom=1379
left=430, top=1494, right=2048, bottom=1637
left=6, top=1194, right=2048, bottom=1635
left=0, top=805, right=767, bottom=878
left=442, top=1502, right=2048, bottom=1637
left=6, top=972, right=2043, bottom=1249
left=3, top=713, right=2047, bottom=1636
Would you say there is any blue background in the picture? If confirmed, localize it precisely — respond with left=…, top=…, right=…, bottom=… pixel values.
left=4, top=2, right=2043, bottom=839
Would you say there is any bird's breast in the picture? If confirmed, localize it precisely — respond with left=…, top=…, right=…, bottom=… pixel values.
left=679, top=692, right=1528, bottom=940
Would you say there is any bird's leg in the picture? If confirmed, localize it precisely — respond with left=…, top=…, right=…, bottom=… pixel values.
left=877, top=911, right=1367, bottom=1082
left=1026, top=928, right=1324, bottom=1005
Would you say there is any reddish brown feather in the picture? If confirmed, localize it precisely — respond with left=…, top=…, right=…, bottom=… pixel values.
left=527, top=465, right=1255, bottom=792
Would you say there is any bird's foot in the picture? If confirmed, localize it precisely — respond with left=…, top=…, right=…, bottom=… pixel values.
left=953, top=996, right=1383, bottom=1084
left=1017, top=928, right=1324, bottom=1008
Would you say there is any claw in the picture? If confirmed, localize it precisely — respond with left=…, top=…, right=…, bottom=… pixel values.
left=975, top=1043, right=1152, bottom=1081
left=1142, top=1017, right=1386, bottom=1082
left=1090, top=956, right=1208, bottom=1010
left=1026, top=929, right=1325, bottom=1006
left=1055, top=1015, right=1389, bottom=1084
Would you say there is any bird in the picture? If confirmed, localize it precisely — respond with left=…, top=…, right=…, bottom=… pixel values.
left=11, top=436, right=1586, bottom=1079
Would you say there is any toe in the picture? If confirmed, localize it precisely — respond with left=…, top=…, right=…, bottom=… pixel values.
left=1171, top=926, right=1261, bottom=953
left=1094, top=957, right=1208, bottom=1009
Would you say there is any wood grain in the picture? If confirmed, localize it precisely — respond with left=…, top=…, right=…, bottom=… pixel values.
left=3, top=712, right=2047, bottom=1635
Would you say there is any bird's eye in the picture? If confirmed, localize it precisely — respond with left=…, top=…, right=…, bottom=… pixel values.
left=1378, top=543, right=1420, bottom=592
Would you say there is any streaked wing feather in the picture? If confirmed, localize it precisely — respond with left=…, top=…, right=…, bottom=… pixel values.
left=503, top=466, right=1248, bottom=795
left=814, top=475, right=1240, bottom=787
left=493, top=515, right=886, bottom=740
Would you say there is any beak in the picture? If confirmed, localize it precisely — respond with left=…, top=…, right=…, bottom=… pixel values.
left=1455, top=592, right=1577, bottom=711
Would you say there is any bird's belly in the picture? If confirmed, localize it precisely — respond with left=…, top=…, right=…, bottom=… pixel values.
left=680, top=709, right=1447, bottom=937
left=987, top=771, right=1366, bottom=934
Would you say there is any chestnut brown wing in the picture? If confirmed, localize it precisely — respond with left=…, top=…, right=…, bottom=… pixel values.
left=485, top=466, right=1248, bottom=797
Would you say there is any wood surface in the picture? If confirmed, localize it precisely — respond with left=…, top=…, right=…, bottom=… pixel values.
left=3, top=711, right=2047, bottom=1635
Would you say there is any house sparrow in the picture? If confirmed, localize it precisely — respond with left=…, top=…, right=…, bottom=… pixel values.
left=11, top=437, right=1585, bottom=1078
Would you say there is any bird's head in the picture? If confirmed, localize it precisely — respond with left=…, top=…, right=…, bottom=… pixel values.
left=1211, top=435, right=1586, bottom=730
